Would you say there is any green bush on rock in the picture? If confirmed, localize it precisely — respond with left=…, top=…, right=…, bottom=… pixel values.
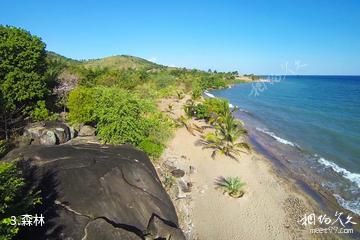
left=138, top=139, right=164, bottom=159
left=67, top=86, right=173, bottom=158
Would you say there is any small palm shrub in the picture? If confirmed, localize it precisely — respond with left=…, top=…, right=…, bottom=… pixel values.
left=177, top=115, right=203, bottom=136
left=216, top=176, right=245, bottom=198
left=201, top=111, right=250, bottom=159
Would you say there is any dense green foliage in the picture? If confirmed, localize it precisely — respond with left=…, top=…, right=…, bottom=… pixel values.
left=0, top=162, right=40, bottom=240
left=185, top=98, right=230, bottom=120
left=0, top=25, right=252, bottom=240
left=243, top=74, right=260, bottom=80
left=0, top=25, right=243, bottom=156
left=0, top=25, right=50, bottom=139
left=138, top=139, right=164, bottom=159
left=0, top=141, right=8, bottom=159
left=67, top=86, right=174, bottom=157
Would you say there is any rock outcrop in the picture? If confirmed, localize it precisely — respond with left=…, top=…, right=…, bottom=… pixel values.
left=23, top=121, right=72, bottom=145
left=78, top=125, right=96, bottom=137
left=5, top=143, right=185, bottom=240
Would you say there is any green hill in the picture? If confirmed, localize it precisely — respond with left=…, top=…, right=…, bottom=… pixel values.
left=82, top=55, right=164, bottom=70
left=46, top=51, right=81, bottom=65
left=46, top=52, right=164, bottom=71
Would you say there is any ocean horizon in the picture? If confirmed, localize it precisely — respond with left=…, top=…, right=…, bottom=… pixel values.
left=209, top=75, right=360, bottom=215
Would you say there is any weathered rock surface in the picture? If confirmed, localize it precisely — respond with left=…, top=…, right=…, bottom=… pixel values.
left=78, top=125, right=96, bottom=137
left=5, top=144, right=185, bottom=240
left=39, top=130, right=57, bottom=145
left=23, top=121, right=71, bottom=145
left=171, top=169, right=185, bottom=178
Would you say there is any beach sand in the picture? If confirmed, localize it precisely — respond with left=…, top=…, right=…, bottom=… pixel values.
left=157, top=96, right=315, bottom=240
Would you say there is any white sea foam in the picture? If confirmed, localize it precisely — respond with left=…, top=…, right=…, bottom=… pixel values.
left=238, top=108, right=249, bottom=113
left=334, top=194, right=360, bottom=215
left=203, top=91, right=215, bottom=98
left=255, top=127, right=296, bottom=147
left=318, top=157, right=360, bottom=188
left=229, top=103, right=234, bottom=108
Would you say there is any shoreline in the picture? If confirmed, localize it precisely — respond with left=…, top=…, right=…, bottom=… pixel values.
left=157, top=95, right=316, bottom=239
left=210, top=82, right=360, bottom=216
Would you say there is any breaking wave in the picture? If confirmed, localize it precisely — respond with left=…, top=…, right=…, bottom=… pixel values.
left=318, top=157, right=360, bottom=188
left=255, top=127, right=296, bottom=147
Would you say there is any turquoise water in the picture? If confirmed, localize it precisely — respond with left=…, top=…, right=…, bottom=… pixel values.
left=210, top=75, right=360, bottom=215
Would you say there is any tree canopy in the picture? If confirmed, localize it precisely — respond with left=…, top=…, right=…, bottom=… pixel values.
left=0, top=25, right=48, bottom=139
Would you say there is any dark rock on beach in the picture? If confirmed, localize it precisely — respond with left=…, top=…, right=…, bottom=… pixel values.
left=4, top=143, right=185, bottom=240
left=171, top=169, right=185, bottom=178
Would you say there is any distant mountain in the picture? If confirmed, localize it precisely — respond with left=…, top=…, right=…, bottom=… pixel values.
left=82, top=55, right=165, bottom=70
left=46, top=52, right=165, bottom=71
left=46, top=51, right=81, bottom=65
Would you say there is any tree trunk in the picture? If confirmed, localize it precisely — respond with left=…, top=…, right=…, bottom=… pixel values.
left=4, top=114, right=8, bottom=140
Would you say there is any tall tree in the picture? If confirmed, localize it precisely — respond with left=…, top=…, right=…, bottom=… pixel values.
left=0, top=26, right=48, bottom=139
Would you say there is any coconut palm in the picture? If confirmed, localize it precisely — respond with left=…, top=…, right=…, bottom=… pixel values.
left=177, top=115, right=203, bottom=136
left=201, top=111, right=250, bottom=159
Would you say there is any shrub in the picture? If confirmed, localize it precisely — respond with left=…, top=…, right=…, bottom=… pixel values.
left=203, top=98, right=229, bottom=117
left=191, top=84, right=202, bottom=100
left=185, top=98, right=229, bottom=121
left=30, top=100, right=58, bottom=121
left=67, top=87, right=97, bottom=124
left=192, top=104, right=209, bottom=119
left=0, top=162, right=41, bottom=239
left=216, top=176, right=245, bottom=198
left=139, top=139, right=164, bottom=159
left=145, top=112, right=174, bottom=144
left=0, top=140, right=8, bottom=158
left=67, top=86, right=173, bottom=158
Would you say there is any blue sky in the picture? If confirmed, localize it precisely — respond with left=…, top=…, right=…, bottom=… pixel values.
left=1, top=0, right=359, bottom=74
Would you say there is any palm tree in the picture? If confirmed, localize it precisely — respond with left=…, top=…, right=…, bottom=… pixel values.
left=177, top=115, right=204, bottom=136
left=208, top=100, right=232, bottom=126
left=201, top=111, right=250, bottom=159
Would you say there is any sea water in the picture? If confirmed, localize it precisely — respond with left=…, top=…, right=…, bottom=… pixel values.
left=210, top=75, right=360, bottom=215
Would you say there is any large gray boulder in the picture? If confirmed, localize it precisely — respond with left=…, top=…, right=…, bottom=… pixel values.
left=24, top=121, right=71, bottom=145
left=5, top=144, right=185, bottom=240
left=39, top=130, right=57, bottom=145
left=78, top=125, right=96, bottom=137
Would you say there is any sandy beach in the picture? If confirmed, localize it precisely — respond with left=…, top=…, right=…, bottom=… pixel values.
left=157, top=96, right=316, bottom=240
